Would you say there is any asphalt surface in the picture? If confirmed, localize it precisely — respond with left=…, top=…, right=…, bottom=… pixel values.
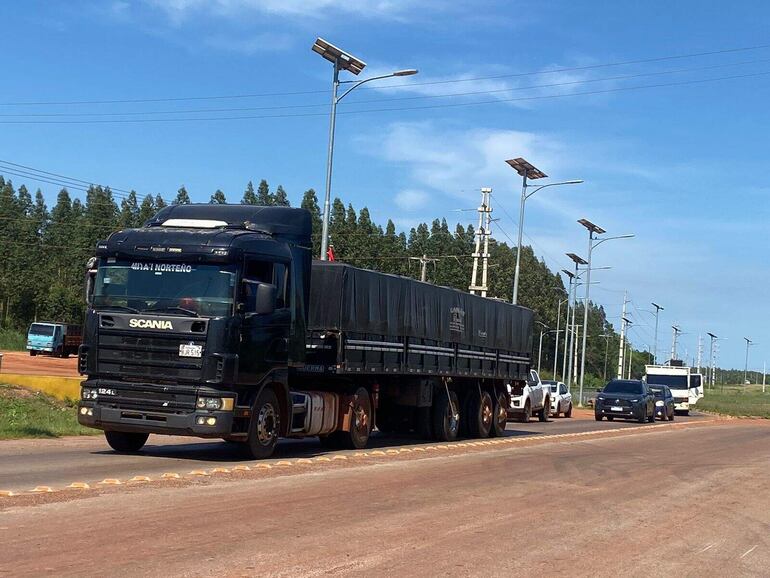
left=0, top=410, right=707, bottom=492
left=1, top=417, right=767, bottom=577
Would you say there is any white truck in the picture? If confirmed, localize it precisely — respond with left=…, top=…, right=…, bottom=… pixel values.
left=507, top=369, right=550, bottom=423
left=644, top=363, right=704, bottom=415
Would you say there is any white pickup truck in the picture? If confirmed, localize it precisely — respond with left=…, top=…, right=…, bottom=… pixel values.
left=507, top=369, right=550, bottom=423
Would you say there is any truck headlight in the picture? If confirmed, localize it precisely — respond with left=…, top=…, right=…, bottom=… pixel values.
left=196, top=397, right=234, bottom=411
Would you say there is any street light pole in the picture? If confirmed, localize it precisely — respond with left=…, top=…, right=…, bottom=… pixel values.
left=652, top=302, right=664, bottom=364
left=744, top=336, right=753, bottom=384
left=561, top=270, right=575, bottom=381
left=505, top=158, right=582, bottom=304
left=536, top=322, right=548, bottom=373
left=313, top=38, right=417, bottom=261
left=576, top=220, right=633, bottom=408
left=564, top=253, right=587, bottom=390
left=553, top=297, right=568, bottom=379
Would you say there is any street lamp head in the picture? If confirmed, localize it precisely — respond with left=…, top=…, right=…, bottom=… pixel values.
left=707, top=332, right=717, bottom=339
left=312, top=37, right=366, bottom=75
left=577, top=218, right=606, bottom=235
left=566, top=252, right=588, bottom=266
left=561, top=268, right=575, bottom=279
left=393, top=69, right=418, bottom=76
left=652, top=302, right=664, bottom=311
left=505, top=157, right=547, bottom=180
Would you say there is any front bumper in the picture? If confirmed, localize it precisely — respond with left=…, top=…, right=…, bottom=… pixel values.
left=78, top=402, right=234, bottom=437
left=595, top=405, right=643, bottom=419
left=674, top=401, right=690, bottom=410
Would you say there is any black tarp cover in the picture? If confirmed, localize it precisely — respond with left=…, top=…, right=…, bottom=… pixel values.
left=309, top=262, right=533, bottom=354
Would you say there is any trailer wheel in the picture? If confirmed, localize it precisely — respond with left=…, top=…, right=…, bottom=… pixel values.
left=245, top=388, right=280, bottom=459
left=105, top=431, right=148, bottom=453
left=466, top=390, right=493, bottom=438
left=432, top=388, right=460, bottom=442
left=489, top=391, right=508, bottom=437
left=29, top=350, right=37, bottom=356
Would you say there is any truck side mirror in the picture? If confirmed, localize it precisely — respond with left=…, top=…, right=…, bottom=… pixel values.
left=85, top=269, right=97, bottom=306
left=242, top=280, right=277, bottom=316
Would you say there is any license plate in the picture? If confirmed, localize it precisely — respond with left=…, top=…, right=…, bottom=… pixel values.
left=179, top=343, right=202, bottom=358
left=611, top=406, right=623, bottom=412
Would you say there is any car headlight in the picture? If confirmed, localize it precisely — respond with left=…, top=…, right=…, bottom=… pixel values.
left=630, top=399, right=638, bottom=403
left=655, top=400, right=664, bottom=407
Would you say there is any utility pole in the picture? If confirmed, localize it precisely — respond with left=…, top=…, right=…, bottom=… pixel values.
left=670, top=325, right=681, bottom=362
left=553, top=298, right=566, bottom=379
left=409, top=254, right=438, bottom=283
left=743, top=337, right=753, bottom=385
left=696, top=334, right=703, bottom=373
left=571, top=324, right=579, bottom=393
left=616, top=291, right=628, bottom=378
left=469, top=188, right=493, bottom=297
left=561, top=271, right=576, bottom=381
left=626, top=341, right=633, bottom=379
left=707, top=332, right=717, bottom=388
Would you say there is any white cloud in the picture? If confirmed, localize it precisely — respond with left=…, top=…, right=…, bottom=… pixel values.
left=204, top=32, right=295, bottom=54
left=394, top=189, right=429, bottom=211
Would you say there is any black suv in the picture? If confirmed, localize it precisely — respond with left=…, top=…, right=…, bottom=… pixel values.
left=594, top=379, right=655, bottom=423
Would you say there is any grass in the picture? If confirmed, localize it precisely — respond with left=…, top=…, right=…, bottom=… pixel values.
left=0, top=328, right=26, bottom=351
left=698, top=384, right=770, bottom=418
left=0, top=383, right=98, bottom=439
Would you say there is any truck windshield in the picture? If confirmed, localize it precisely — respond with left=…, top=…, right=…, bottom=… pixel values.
left=646, top=374, right=688, bottom=389
left=93, top=260, right=236, bottom=317
left=29, top=324, right=55, bottom=337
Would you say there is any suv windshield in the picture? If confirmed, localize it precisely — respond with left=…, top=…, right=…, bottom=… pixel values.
left=603, top=381, right=643, bottom=394
left=93, top=260, right=236, bottom=317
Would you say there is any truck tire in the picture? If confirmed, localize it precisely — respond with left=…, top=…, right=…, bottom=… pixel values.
left=245, top=387, right=280, bottom=459
left=29, top=350, right=37, bottom=356
left=432, top=388, right=459, bottom=442
left=518, top=401, right=531, bottom=423
left=417, top=406, right=433, bottom=439
left=323, top=387, right=372, bottom=450
left=565, top=403, right=573, bottom=418
left=489, top=391, right=507, bottom=437
left=538, top=397, right=550, bottom=422
left=466, top=390, right=493, bottom=439
left=105, top=431, right=149, bottom=453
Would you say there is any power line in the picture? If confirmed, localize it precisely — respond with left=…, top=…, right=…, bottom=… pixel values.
left=4, top=57, right=770, bottom=119
left=2, top=69, right=770, bottom=125
left=3, top=42, right=769, bottom=107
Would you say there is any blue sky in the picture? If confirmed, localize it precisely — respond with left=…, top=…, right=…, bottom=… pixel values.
left=1, top=0, right=768, bottom=370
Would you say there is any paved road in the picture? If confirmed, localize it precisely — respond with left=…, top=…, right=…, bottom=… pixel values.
left=1, top=418, right=767, bottom=577
left=0, top=411, right=707, bottom=492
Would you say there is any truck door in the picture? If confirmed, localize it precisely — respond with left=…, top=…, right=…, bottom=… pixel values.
left=238, top=258, right=291, bottom=384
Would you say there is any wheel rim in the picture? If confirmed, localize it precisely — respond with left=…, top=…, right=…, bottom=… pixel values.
left=256, top=403, right=277, bottom=446
left=481, top=398, right=493, bottom=428
left=353, top=403, right=369, bottom=438
left=496, top=396, right=507, bottom=428
left=446, top=400, right=458, bottom=434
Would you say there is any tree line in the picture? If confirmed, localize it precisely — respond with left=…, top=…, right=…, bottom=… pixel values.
left=0, top=174, right=647, bottom=385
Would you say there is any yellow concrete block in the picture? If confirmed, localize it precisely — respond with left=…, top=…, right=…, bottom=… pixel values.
left=0, top=374, right=82, bottom=401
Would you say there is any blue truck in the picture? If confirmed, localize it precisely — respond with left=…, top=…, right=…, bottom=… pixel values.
left=26, top=322, right=82, bottom=357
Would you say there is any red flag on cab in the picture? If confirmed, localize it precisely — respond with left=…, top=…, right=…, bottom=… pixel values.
left=326, top=245, right=336, bottom=262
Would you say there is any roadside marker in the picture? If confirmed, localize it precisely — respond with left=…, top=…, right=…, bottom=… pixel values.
left=352, top=452, right=368, bottom=458
left=412, top=447, right=426, bottom=452
left=0, top=490, right=17, bottom=497
left=188, top=470, right=209, bottom=476
left=232, top=465, right=251, bottom=471
left=210, top=468, right=230, bottom=474
left=256, top=463, right=272, bottom=469
left=67, top=482, right=91, bottom=490
left=368, top=450, right=386, bottom=456
left=331, top=454, right=347, bottom=460
left=385, top=449, right=400, bottom=455
left=275, top=461, right=293, bottom=467
left=295, top=458, right=313, bottom=465
left=128, top=476, right=151, bottom=483
left=313, top=456, right=332, bottom=462
left=161, top=472, right=180, bottom=479
left=398, top=448, right=412, bottom=453
left=30, top=486, right=54, bottom=493
left=99, top=479, right=122, bottom=485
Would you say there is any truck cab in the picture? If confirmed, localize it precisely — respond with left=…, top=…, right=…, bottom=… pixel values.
left=644, top=363, right=702, bottom=415
left=27, top=322, right=81, bottom=357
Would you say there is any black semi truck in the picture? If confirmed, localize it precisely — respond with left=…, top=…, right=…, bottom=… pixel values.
left=78, top=204, right=534, bottom=458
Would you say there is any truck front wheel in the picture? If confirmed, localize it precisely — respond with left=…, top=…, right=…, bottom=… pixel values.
left=246, top=388, right=280, bottom=459
left=105, top=431, right=149, bottom=453
left=432, top=388, right=460, bottom=442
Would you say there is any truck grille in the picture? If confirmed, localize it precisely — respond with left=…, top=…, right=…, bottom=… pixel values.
left=96, top=331, right=205, bottom=382
left=96, top=384, right=197, bottom=413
